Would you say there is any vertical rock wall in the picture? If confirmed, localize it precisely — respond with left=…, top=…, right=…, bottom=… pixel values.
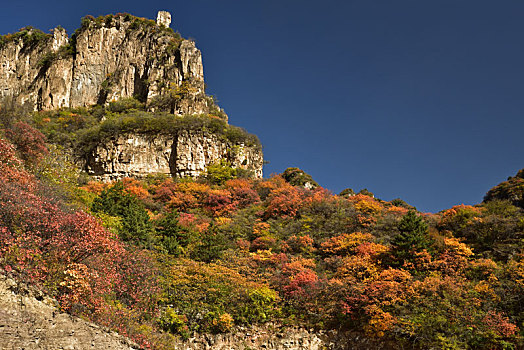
left=0, top=12, right=208, bottom=115
left=85, top=131, right=263, bottom=181
left=0, top=27, right=73, bottom=110
left=0, top=12, right=262, bottom=179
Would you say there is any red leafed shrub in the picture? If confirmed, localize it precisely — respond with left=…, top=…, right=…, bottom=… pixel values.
left=152, top=178, right=178, bottom=202
left=282, top=268, right=319, bottom=298
left=275, top=258, right=320, bottom=299
left=0, top=137, right=160, bottom=348
left=482, top=311, right=518, bottom=338
left=225, top=179, right=261, bottom=208
left=112, top=248, right=160, bottom=313
left=265, top=184, right=305, bottom=219
left=0, top=138, right=33, bottom=187
left=6, top=121, right=48, bottom=166
left=203, top=189, right=235, bottom=216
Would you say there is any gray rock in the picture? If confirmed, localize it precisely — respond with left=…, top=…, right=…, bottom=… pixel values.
left=0, top=273, right=139, bottom=349
left=83, top=131, right=263, bottom=181
left=0, top=13, right=206, bottom=114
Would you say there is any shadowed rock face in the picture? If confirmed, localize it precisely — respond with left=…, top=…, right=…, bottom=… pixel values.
left=0, top=12, right=207, bottom=115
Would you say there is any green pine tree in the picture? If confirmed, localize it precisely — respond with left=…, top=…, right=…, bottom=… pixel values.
left=392, top=210, right=431, bottom=264
left=91, top=182, right=154, bottom=247
left=155, top=211, right=190, bottom=256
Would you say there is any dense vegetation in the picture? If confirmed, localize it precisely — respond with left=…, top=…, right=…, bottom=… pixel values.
left=31, top=100, right=260, bottom=157
left=484, top=169, right=524, bottom=209
left=1, top=116, right=524, bottom=349
left=0, top=26, right=51, bottom=49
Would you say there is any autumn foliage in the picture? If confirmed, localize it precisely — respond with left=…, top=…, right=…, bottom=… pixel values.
left=1, top=133, right=523, bottom=349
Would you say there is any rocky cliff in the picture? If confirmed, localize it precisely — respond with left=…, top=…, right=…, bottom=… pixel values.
left=0, top=272, right=139, bottom=349
left=0, top=12, right=208, bottom=115
left=1, top=11, right=264, bottom=180
left=170, top=325, right=393, bottom=350
left=85, top=130, right=263, bottom=181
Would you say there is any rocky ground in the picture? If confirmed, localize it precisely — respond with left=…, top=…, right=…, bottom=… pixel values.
left=0, top=273, right=138, bottom=350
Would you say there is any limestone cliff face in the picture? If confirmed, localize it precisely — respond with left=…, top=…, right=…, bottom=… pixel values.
left=172, top=325, right=394, bottom=350
left=0, top=13, right=208, bottom=115
left=0, top=27, right=73, bottom=110
left=1, top=12, right=262, bottom=180
left=85, top=131, right=263, bottom=181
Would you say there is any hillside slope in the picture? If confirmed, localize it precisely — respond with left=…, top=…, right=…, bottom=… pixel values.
left=0, top=272, right=138, bottom=349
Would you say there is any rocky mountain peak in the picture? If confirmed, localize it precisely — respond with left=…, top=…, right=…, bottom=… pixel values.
left=0, top=12, right=209, bottom=115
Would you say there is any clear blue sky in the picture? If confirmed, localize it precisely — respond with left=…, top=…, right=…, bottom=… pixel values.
left=2, top=1, right=524, bottom=213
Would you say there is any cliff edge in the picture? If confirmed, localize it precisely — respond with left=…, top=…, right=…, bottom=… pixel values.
left=1, top=11, right=263, bottom=180
left=0, top=12, right=207, bottom=115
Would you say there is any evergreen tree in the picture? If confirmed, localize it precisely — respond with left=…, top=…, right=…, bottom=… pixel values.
left=392, top=210, right=431, bottom=264
left=190, top=224, right=229, bottom=263
left=155, top=211, right=190, bottom=256
left=91, top=182, right=154, bottom=247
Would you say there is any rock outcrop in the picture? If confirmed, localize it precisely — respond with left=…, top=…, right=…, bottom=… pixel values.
left=171, top=324, right=394, bottom=350
left=0, top=12, right=209, bottom=115
left=0, top=273, right=139, bottom=349
left=85, top=131, right=263, bottom=181
left=1, top=11, right=264, bottom=180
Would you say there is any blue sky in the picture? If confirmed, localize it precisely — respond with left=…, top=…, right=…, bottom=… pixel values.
left=1, top=1, right=524, bottom=213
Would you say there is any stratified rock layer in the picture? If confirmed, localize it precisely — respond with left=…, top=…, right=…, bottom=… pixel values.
left=170, top=325, right=394, bottom=350
left=84, top=131, right=263, bottom=181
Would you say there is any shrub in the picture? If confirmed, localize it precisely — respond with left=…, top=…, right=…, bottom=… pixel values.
left=107, top=97, right=145, bottom=113
left=160, top=308, right=189, bottom=338
left=6, top=121, right=48, bottom=166
left=282, top=167, right=318, bottom=189
left=205, top=160, right=237, bottom=185
left=91, top=182, right=155, bottom=247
